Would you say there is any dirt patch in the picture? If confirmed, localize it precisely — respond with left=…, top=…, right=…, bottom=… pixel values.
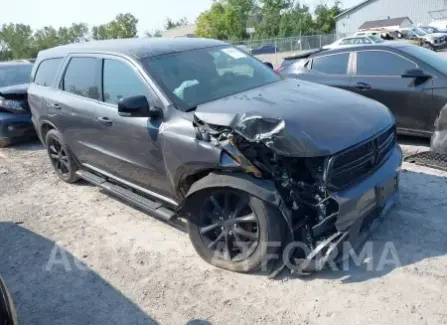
left=1, top=140, right=446, bottom=325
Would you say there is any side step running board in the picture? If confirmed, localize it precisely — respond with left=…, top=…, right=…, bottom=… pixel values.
left=76, top=169, right=106, bottom=186
left=76, top=170, right=176, bottom=222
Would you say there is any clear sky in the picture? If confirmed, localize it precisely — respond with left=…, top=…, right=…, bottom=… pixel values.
left=2, top=0, right=359, bottom=35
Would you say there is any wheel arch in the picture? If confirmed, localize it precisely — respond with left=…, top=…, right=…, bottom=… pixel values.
left=181, top=172, right=282, bottom=212
left=39, top=120, right=58, bottom=145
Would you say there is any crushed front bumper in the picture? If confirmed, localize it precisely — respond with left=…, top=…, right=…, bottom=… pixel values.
left=0, top=112, right=35, bottom=145
left=288, top=145, right=402, bottom=274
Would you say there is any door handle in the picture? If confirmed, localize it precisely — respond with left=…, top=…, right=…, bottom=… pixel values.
left=97, top=117, right=113, bottom=126
left=354, top=82, right=371, bottom=90
left=51, top=103, right=61, bottom=109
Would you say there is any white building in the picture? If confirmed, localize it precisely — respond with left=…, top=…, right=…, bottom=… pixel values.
left=336, top=0, right=447, bottom=35
left=162, top=25, right=197, bottom=38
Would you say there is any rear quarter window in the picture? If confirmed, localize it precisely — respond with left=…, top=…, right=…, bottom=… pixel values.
left=34, top=58, right=63, bottom=87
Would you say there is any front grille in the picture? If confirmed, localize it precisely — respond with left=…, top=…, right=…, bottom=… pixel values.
left=327, top=126, right=396, bottom=190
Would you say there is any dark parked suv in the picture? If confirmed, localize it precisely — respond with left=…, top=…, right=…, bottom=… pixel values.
left=28, top=38, right=402, bottom=274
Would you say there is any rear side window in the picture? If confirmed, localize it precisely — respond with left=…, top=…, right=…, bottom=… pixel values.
left=357, top=51, right=417, bottom=76
left=63, top=58, right=100, bottom=100
left=311, top=53, right=350, bottom=75
left=102, top=59, right=150, bottom=105
left=34, top=58, right=62, bottom=87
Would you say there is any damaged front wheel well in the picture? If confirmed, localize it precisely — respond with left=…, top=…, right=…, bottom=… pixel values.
left=177, top=170, right=213, bottom=199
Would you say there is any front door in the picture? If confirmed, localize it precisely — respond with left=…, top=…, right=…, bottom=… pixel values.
left=348, top=50, right=433, bottom=134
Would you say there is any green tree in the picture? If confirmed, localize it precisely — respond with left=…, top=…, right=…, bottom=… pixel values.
left=32, top=26, right=60, bottom=52
left=164, top=17, right=189, bottom=30
left=313, top=1, right=342, bottom=34
left=278, top=2, right=313, bottom=37
left=31, top=23, right=89, bottom=56
left=57, top=23, right=89, bottom=43
left=196, top=0, right=253, bottom=40
left=224, top=0, right=254, bottom=40
left=144, top=29, right=163, bottom=38
left=0, top=23, right=35, bottom=59
left=92, top=13, right=138, bottom=40
left=254, top=0, right=291, bottom=38
left=195, top=1, right=228, bottom=39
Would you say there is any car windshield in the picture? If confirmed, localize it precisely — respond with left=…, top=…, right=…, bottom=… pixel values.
left=369, top=35, right=385, bottom=43
left=143, top=46, right=281, bottom=111
left=0, top=64, right=33, bottom=88
left=412, top=28, right=427, bottom=36
left=402, top=45, right=447, bottom=74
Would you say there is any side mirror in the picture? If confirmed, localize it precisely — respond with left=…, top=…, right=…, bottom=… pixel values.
left=118, top=95, right=162, bottom=118
left=401, top=68, right=432, bottom=79
left=264, top=61, right=274, bottom=69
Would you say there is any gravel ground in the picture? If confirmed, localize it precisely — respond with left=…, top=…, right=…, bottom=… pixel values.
left=1, top=138, right=447, bottom=325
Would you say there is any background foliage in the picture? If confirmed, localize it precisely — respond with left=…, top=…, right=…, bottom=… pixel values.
left=0, top=1, right=340, bottom=60
left=196, top=0, right=341, bottom=40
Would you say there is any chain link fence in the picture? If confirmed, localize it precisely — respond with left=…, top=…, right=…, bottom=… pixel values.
left=231, top=33, right=348, bottom=66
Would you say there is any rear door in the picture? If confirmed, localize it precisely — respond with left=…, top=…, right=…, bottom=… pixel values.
left=54, top=56, right=104, bottom=161
left=28, top=58, right=64, bottom=137
left=348, top=50, right=433, bottom=133
left=296, top=52, right=353, bottom=90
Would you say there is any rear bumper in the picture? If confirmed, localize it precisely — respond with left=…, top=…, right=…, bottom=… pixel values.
left=0, top=112, right=35, bottom=143
left=293, top=145, right=402, bottom=273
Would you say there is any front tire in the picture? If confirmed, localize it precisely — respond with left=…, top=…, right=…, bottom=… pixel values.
left=45, top=129, right=79, bottom=183
left=187, top=188, right=285, bottom=273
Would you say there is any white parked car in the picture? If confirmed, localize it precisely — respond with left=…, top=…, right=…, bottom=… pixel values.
left=399, top=28, right=446, bottom=50
left=235, top=45, right=250, bottom=53
left=323, top=35, right=385, bottom=49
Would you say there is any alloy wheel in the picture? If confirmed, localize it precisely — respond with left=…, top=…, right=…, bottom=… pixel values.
left=48, top=137, right=71, bottom=177
left=199, top=190, right=259, bottom=262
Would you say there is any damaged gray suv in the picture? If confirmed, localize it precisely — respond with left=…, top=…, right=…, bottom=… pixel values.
left=28, top=38, right=402, bottom=274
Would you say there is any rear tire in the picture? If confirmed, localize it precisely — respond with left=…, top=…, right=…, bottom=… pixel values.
left=187, top=188, right=285, bottom=273
left=45, top=129, right=79, bottom=183
left=0, top=276, right=18, bottom=325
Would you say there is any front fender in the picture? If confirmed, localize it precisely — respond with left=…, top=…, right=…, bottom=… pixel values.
left=181, top=172, right=294, bottom=237
left=184, top=172, right=281, bottom=206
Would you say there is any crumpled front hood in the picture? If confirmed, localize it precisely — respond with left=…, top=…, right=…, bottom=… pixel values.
left=0, top=83, right=28, bottom=98
left=194, top=79, right=394, bottom=157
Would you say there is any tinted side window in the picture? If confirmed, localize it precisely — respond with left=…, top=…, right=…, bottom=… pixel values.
left=103, top=59, right=150, bottom=105
left=357, top=51, right=417, bottom=76
left=63, top=58, right=100, bottom=100
left=311, top=53, right=350, bottom=75
left=34, top=58, right=63, bottom=87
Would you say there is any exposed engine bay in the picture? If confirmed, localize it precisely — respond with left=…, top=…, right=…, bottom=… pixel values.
left=194, top=113, right=343, bottom=274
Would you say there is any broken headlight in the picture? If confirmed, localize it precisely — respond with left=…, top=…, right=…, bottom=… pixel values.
left=0, top=97, right=27, bottom=114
